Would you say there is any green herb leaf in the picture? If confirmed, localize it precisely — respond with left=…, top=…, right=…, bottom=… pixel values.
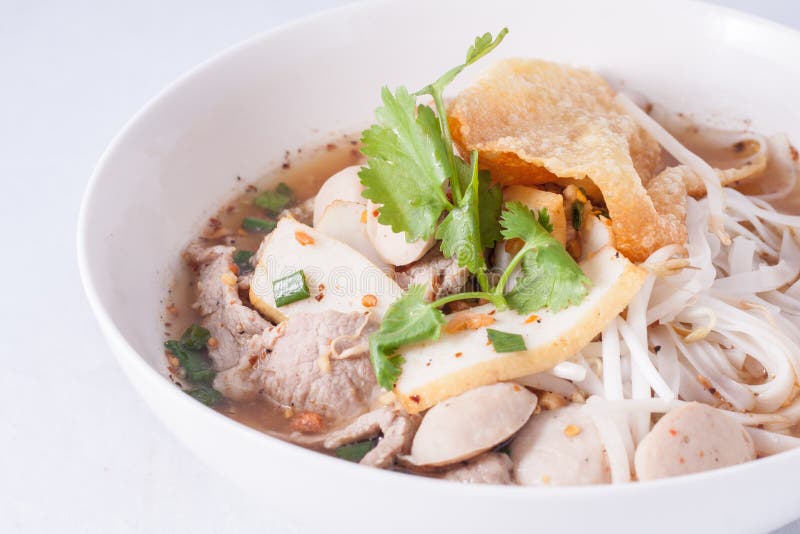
left=369, top=286, right=445, bottom=390
left=187, top=385, right=223, bottom=406
left=232, top=250, right=255, bottom=274
left=335, top=439, right=377, bottom=462
left=273, top=270, right=310, bottom=307
left=417, top=28, right=509, bottom=100
left=437, top=154, right=487, bottom=274
left=571, top=200, right=585, bottom=231
left=254, top=182, right=293, bottom=215
left=486, top=328, right=527, bottom=353
left=164, top=339, right=215, bottom=384
left=179, top=324, right=211, bottom=351
left=241, top=216, right=276, bottom=233
left=359, top=87, right=451, bottom=242
left=500, top=202, right=591, bottom=313
left=536, top=208, right=554, bottom=234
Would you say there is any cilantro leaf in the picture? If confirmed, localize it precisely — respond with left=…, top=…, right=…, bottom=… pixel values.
left=359, top=87, right=451, bottom=241
left=437, top=153, right=486, bottom=274
left=536, top=208, right=554, bottom=234
left=187, top=385, right=223, bottom=406
left=500, top=202, right=591, bottom=313
left=454, top=156, right=503, bottom=250
left=500, top=201, right=556, bottom=248
left=478, top=170, right=503, bottom=248
left=418, top=28, right=509, bottom=98
left=369, top=286, right=445, bottom=390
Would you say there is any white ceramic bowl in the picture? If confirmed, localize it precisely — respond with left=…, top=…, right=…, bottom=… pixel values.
left=78, top=1, right=800, bottom=532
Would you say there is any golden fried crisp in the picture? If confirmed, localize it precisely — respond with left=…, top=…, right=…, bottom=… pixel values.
left=448, top=58, right=686, bottom=262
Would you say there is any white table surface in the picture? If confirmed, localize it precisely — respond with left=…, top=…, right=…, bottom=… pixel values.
left=1, top=1, right=798, bottom=532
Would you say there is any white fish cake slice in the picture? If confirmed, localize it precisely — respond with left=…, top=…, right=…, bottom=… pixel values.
left=395, top=246, right=646, bottom=413
left=250, top=217, right=401, bottom=322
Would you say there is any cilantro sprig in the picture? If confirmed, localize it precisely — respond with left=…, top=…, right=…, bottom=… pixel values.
left=370, top=201, right=591, bottom=389
left=359, top=29, right=592, bottom=390
left=359, top=30, right=507, bottom=289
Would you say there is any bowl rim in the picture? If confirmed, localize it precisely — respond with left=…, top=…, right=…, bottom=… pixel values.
left=77, top=0, right=800, bottom=500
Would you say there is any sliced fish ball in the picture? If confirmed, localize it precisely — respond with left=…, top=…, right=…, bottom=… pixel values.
left=511, top=406, right=611, bottom=487
left=634, top=402, right=756, bottom=481
left=313, top=165, right=365, bottom=226
left=405, top=383, right=537, bottom=467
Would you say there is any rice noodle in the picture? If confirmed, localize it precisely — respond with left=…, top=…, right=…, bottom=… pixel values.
left=746, top=427, right=800, bottom=455
left=553, top=106, right=800, bottom=479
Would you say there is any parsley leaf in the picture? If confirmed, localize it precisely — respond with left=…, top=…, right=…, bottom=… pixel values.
left=359, top=87, right=451, bottom=241
left=500, top=202, right=591, bottom=313
left=369, top=286, right=445, bottom=390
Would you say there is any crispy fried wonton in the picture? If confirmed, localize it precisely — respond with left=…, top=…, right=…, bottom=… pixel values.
left=448, top=58, right=686, bottom=262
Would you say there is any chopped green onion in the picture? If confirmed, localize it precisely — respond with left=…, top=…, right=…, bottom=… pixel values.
left=164, top=340, right=216, bottom=383
left=241, top=216, right=276, bottom=233
left=486, top=328, right=526, bottom=353
left=571, top=200, right=584, bottom=231
left=179, top=324, right=211, bottom=351
left=273, top=270, right=310, bottom=307
left=254, top=182, right=293, bottom=215
left=232, top=250, right=255, bottom=274
left=186, top=385, right=223, bottom=406
left=335, top=439, right=377, bottom=462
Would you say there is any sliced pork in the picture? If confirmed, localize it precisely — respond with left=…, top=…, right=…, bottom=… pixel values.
left=186, top=244, right=270, bottom=370
left=394, top=248, right=471, bottom=302
left=214, top=310, right=381, bottom=426
left=324, top=407, right=418, bottom=468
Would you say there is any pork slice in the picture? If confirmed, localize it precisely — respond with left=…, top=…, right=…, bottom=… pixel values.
left=394, top=248, right=471, bottom=302
left=440, top=453, right=514, bottom=485
left=187, top=244, right=270, bottom=370
left=215, top=310, right=382, bottom=425
left=324, top=407, right=419, bottom=468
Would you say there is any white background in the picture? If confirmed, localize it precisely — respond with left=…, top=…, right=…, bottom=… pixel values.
left=1, top=1, right=798, bottom=532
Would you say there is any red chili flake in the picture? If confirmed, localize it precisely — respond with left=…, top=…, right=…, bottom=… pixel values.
left=372, top=209, right=379, bottom=218
left=326, top=143, right=337, bottom=151
left=679, top=457, right=686, bottom=464
left=248, top=355, right=258, bottom=367
left=454, top=352, right=463, bottom=358
left=669, top=429, right=678, bottom=436
left=294, top=231, right=315, bottom=246
left=409, top=395, right=421, bottom=404
left=245, top=184, right=258, bottom=193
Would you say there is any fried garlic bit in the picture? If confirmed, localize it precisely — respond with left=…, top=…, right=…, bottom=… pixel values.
left=448, top=58, right=687, bottom=262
